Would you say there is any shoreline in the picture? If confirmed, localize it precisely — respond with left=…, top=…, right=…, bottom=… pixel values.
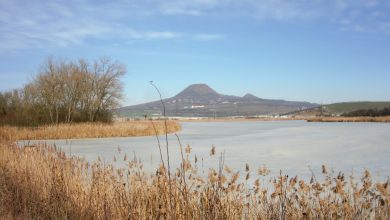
left=3, top=116, right=389, bottom=142
left=306, top=116, right=390, bottom=123
left=176, top=117, right=300, bottom=122
left=177, top=116, right=390, bottom=123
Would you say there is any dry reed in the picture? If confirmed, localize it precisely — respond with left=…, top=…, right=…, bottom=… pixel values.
left=0, top=141, right=389, bottom=219
left=0, top=120, right=181, bottom=141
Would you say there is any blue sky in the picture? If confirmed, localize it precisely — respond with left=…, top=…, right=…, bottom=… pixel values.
left=1, top=0, right=390, bottom=105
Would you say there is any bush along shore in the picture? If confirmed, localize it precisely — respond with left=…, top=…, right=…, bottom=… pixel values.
left=0, top=120, right=181, bottom=141
left=0, top=139, right=389, bottom=219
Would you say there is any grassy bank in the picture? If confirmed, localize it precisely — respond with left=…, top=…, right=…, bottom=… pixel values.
left=307, top=116, right=390, bottom=123
left=0, top=120, right=181, bottom=141
left=0, top=141, right=389, bottom=219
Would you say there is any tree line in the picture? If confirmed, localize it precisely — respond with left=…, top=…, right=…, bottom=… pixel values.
left=0, top=57, right=126, bottom=126
left=342, top=107, right=390, bottom=117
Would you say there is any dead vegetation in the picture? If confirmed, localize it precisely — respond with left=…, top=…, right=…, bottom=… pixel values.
left=0, top=140, right=389, bottom=219
left=0, top=120, right=181, bottom=141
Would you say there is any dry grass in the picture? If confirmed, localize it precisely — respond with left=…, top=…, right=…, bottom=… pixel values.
left=0, top=120, right=181, bottom=141
left=307, top=116, right=390, bottom=123
left=0, top=140, right=389, bottom=219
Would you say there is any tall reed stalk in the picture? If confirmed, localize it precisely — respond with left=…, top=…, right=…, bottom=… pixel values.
left=1, top=141, right=389, bottom=219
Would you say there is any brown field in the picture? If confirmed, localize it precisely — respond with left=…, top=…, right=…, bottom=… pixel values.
left=307, top=116, right=390, bottom=123
left=0, top=141, right=389, bottom=219
left=0, top=120, right=181, bottom=141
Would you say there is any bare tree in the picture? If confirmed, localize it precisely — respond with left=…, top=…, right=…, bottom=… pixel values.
left=34, top=58, right=65, bottom=124
left=88, top=57, right=126, bottom=122
left=0, top=56, right=126, bottom=126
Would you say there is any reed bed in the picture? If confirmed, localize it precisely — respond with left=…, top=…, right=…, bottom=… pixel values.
left=0, top=120, right=181, bottom=141
left=0, top=140, right=389, bottom=220
left=307, top=116, right=390, bottom=123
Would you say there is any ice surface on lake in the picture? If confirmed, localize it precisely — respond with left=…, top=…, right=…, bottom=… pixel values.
left=19, top=121, right=390, bottom=180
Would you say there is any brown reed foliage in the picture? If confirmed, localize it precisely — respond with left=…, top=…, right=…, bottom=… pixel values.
left=0, top=120, right=181, bottom=141
left=307, top=116, right=390, bottom=123
left=0, top=141, right=389, bottom=220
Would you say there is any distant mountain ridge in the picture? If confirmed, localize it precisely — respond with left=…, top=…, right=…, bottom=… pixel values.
left=242, top=93, right=260, bottom=100
left=116, top=84, right=318, bottom=117
left=175, top=84, right=220, bottom=98
left=172, top=84, right=222, bottom=103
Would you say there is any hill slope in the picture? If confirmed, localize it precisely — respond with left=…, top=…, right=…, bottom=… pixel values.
left=285, top=101, right=390, bottom=117
left=326, top=102, right=390, bottom=114
left=117, top=84, right=318, bottom=117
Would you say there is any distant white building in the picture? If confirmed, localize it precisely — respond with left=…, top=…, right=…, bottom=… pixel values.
left=191, top=105, right=205, bottom=109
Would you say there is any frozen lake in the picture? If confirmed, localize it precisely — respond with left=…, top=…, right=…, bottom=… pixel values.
left=20, top=120, right=390, bottom=180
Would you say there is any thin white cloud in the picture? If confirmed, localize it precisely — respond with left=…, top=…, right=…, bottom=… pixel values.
left=126, top=30, right=182, bottom=40
left=0, top=0, right=225, bottom=50
left=332, top=0, right=390, bottom=34
left=193, top=34, right=225, bottom=41
left=366, top=0, right=379, bottom=8
left=341, top=24, right=368, bottom=33
left=144, top=31, right=181, bottom=40
left=159, top=0, right=226, bottom=15
left=335, top=0, right=351, bottom=11
left=255, top=6, right=316, bottom=21
left=379, top=22, right=390, bottom=34
left=157, top=0, right=390, bottom=34
left=160, top=8, right=203, bottom=16
left=1, top=0, right=390, bottom=51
